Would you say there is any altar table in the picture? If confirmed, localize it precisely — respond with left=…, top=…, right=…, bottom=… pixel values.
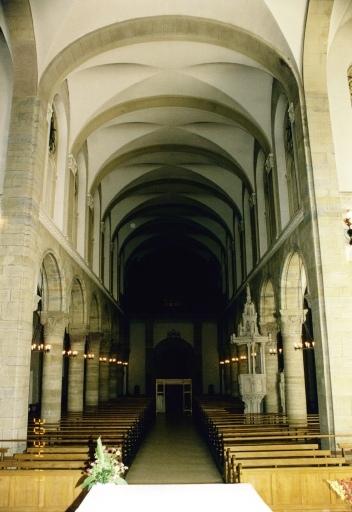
left=76, top=483, right=273, bottom=511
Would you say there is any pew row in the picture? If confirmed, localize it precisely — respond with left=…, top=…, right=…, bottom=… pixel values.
left=230, top=455, right=346, bottom=484
left=235, top=466, right=352, bottom=512
left=0, top=469, right=86, bottom=511
left=223, top=443, right=320, bottom=482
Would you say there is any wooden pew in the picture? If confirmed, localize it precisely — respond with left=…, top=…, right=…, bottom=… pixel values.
left=0, top=459, right=87, bottom=469
left=235, top=466, right=352, bottom=511
left=223, top=442, right=320, bottom=481
left=338, top=442, right=352, bottom=457
left=232, top=456, right=346, bottom=483
left=0, top=448, right=8, bottom=461
left=227, top=449, right=337, bottom=482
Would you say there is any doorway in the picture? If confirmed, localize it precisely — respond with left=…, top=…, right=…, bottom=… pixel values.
left=156, top=378, right=192, bottom=415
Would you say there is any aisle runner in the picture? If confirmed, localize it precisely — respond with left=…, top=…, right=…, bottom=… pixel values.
left=125, top=415, right=223, bottom=484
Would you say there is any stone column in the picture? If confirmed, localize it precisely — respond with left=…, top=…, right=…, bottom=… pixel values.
left=109, top=343, right=118, bottom=400
left=262, top=323, right=280, bottom=413
left=67, top=326, right=88, bottom=413
left=85, top=332, right=103, bottom=407
left=223, top=357, right=231, bottom=395
left=280, top=310, right=307, bottom=423
left=99, top=335, right=110, bottom=403
left=116, top=363, right=125, bottom=396
left=229, top=344, right=240, bottom=398
left=40, top=311, right=69, bottom=422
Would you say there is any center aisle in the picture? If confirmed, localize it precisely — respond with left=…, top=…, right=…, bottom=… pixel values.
left=125, top=413, right=223, bottom=484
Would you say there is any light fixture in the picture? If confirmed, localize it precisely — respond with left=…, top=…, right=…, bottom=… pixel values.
left=294, top=323, right=315, bottom=350
left=269, top=347, right=283, bottom=355
left=99, top=356, right=107, bottom=363
left=343, top=209, right=352, bottom=244
left=231, top=357, right=239, bottom=362
left=109, top=358, right=116, bottom=363
left=84, top=337, right=94, bottom=360
left=62, top=349, right=78, bottom=357
left=32, top=343, right=51, bottom=353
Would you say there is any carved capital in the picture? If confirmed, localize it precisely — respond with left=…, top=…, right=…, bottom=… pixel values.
left=39, top=311, right=70, bottom=337
left=279, top=309, right=307, bottom=336
left=265, top=153, right=274, bottom=173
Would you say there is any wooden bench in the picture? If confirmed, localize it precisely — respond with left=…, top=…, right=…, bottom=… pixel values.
left=235, top=465, right=352, bottom=511
left=223, top=443, right=320, bottom=481
left=232, top=456, right=346, bottom=483
left=0, top=459, right=87, bottom=469
left=0, top=448, right=8, bottom=461
left=338, top=442, right=352, bottom=457
left=227, top=449, right=336, bottom=482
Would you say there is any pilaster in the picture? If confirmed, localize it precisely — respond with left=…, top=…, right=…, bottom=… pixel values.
left=40, top=311, right=69, bottom=421
left=280, top=310, right=307, bottom=423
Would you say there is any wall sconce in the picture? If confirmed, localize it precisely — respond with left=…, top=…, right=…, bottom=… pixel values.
left=99, top=357, right=107, bottom=363
left=109, top=358, right=116, bottom=363
left=32, top=343, right=51, bottom=353
left=84, top=353, right=95, bottom=360
left=269, top=347, right=283, bottom=355
left=62, top=350, right=78, bottom=357
left=294, top=323, right=315, bottom=350
left=240, top=355, right=247, bottom=361
left=224, top=359, right=230, bottom=364
left=231, top=357, right=239, bottom=362
left=219, top=360, right=225, bottom=365
left=343, top=209, right=352, bottom=244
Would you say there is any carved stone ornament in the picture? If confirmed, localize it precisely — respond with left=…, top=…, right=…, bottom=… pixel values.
left=279, top=309, right=307, bottom=336
left=265, top=154, right=274, bottom=173
left=68, top=154, right=78, bottom=175
left=39, top=312, right=70, bottom=337
left=87, top=194, right=94, bottom=211
left=288, top=102, right=295, bottom=124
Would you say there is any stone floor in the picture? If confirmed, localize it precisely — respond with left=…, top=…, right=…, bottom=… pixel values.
left=125, top=413, right=223, bottom=484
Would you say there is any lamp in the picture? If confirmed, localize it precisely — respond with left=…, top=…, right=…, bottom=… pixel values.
left=84, top=337, right=94, bottom=360
left=294, top=322, right=315, bottom=350
left=99, top=356, right=107, bottom=363
left=32, top=343, right=51, bottom=353
left=62, top=349, right=78, bottom=357
left=343, top=209, right=352, bottom=245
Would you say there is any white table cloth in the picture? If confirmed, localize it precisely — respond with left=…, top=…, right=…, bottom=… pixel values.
left=76, top=483, right=273, bottom=512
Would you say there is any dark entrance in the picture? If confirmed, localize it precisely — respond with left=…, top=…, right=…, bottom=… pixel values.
left=153, top=337, right=195, bottom=379
left=165, top=384, right=184, bottom=416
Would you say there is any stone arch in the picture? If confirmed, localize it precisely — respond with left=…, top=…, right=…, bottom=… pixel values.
left=273, top=92, right=290, bottom=228
left=281, top=251, right=307, bottom=311
left=41, top=251, right=66, bottom=312
left=0, top=28, right=13, bottom=196
left=69, top=276, right=86, bottom=326
left=88, top=293, right=100, bottom=332
left=259, top=277, right=276, bottom=328
left=101, top=302, right=111, bottom=334
left=52, top=92, right=69, bottom=231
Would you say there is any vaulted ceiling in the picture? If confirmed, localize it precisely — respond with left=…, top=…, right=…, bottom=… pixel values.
left=28, top=0, right=309, bottom=318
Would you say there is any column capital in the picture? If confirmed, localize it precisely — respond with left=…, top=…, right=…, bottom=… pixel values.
left=39, top=311, right=70, bottom=337
left=279, top=309, right=307, bottom=336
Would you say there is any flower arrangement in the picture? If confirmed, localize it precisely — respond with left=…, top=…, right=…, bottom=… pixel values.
left=327, top=479, right=352, bottom=509
left=81, top=437, right=128, bottom=489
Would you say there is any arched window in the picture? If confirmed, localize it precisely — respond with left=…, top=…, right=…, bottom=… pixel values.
left=264, top=153, right=277, bottom=245
left=44, top=107, right=58, bottom=217
left=284, top=105, right=300, bottom=215
left=348, top=65, right=352, bottom=105
left=66, top=154, right=78, bottom=246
